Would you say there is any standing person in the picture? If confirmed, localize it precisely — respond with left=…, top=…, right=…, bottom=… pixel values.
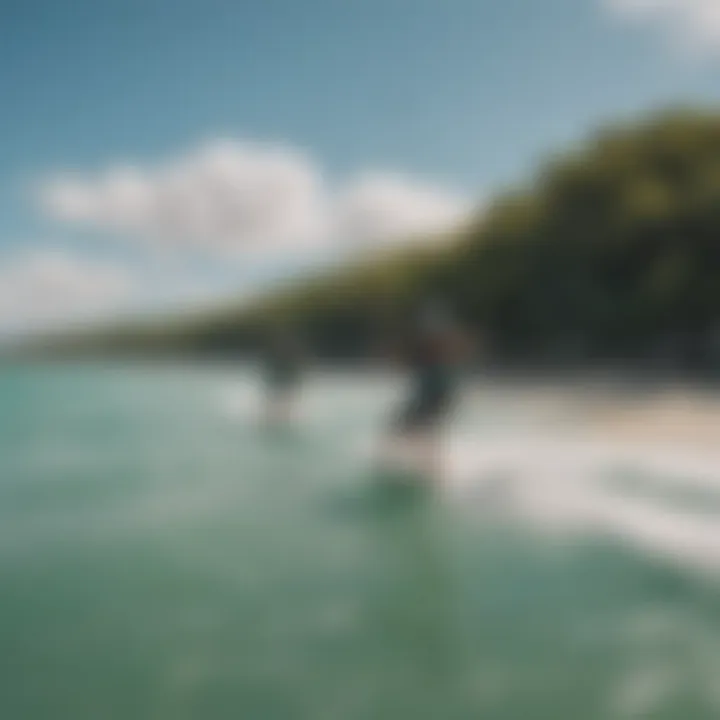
left=261, top=325, right=305, bottom=427
left=383, top=301, right=473, bottom=483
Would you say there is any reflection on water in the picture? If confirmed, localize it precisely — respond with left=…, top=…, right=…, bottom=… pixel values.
left=1, top=363, right=720, bottom=719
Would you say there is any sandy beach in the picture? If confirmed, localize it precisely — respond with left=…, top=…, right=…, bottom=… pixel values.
left=584, top=386, right=720, bottom=451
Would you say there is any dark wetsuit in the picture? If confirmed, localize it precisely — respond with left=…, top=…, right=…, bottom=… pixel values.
left=394, top=332, right=459, bottom=432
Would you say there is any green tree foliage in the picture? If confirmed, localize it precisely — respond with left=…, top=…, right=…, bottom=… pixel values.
left=35, top=109, right=720, bottom=372
left=450, top=109, right=720, bottom=368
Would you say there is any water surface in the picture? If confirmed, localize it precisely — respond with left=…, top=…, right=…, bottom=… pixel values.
left=1, top=363, right=719, bottom=719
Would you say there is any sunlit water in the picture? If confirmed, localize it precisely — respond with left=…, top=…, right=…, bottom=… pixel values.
left=1, top=363, right=720, bottom=719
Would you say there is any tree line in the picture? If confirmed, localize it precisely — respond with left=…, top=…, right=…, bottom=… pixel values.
left=30, top=109, right=720, bottom=374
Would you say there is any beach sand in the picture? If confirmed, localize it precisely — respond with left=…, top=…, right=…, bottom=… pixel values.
left=585, top=387, right=720, bottom=451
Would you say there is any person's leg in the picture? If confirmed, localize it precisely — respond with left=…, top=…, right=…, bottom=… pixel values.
left=404, top=424, right=442, bottom=484
left=415, top=392, right=452, bottom=483
left=423, top=428, right=444, bottom=483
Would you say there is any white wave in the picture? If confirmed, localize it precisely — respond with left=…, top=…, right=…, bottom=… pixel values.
left=218, top=383, right=259, bottom=418
left=361, top=430, right=720, bottom=571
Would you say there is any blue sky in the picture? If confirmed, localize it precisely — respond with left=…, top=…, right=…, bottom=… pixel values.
left=1, top=0, right=720, bottom=333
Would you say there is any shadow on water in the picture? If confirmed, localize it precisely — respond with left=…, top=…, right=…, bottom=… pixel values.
left=323, top=469, right=437, bottom=523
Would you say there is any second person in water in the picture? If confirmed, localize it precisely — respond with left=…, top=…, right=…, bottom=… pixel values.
left=261, top=325, right=305, bottom=426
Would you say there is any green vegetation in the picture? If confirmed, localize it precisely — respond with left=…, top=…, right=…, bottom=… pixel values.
left=30, top=109, right=720, bottom=371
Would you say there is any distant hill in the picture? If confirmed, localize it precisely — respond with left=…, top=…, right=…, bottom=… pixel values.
left=31, top=108, right=720, bottom=373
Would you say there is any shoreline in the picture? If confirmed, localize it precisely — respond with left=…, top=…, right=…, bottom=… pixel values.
left=3, top=357, right=720, bottom=451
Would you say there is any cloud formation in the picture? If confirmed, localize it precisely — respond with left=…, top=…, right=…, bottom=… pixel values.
left=336, top=172, right=471, bottom=250
left=41, top=141, right=328, bottom=253
left=0, top=249, right=132, bottom=334
left=40, top=140, right=470, bottom=256
left=22, top=139, right=471, bottom=335
left=606, top=0, right=720, bottom=52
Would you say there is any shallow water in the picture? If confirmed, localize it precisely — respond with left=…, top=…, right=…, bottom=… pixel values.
left=1, top=363, right=719, bottom=719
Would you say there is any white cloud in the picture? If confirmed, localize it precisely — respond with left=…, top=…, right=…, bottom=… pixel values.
left=39, top=139, right=469, bottom=256
left=0, top=249, right=132, bottom=335
left=41, top=141, right=329, bottom=253
left=606, top=0, right=720, bottom=52
left=336, top=172, right=470, bottom=250
left=24, top=140, right=472, bottom=336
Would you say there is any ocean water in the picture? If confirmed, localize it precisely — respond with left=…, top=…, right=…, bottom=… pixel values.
left=1, top=362, right=720, bottom=719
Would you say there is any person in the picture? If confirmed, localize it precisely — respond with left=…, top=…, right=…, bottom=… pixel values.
left=384, top=301, right=473, bottom=481
left=261, top=325, right=305, bottom=426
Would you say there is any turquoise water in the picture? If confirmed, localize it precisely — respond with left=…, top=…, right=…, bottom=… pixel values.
left=1, top=363, right=719, bottom=719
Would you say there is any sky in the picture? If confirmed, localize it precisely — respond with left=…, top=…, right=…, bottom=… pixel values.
left=1, top=0, right=720, bottom=335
